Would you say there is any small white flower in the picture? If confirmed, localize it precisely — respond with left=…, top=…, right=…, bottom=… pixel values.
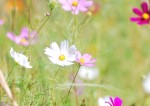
left=142, top=73, right=150, bottom=94
left=44, top=40, right=77, bottom=66
left=98, top=96, right=111, bottom=106
left=78, top=66, right=99, bottom=80
left=10, top=47, right=32, bottom=68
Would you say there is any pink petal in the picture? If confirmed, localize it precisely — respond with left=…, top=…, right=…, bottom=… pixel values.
left=85, top=1, right=93, bottom=7
left=137, top=20, right=149, bottom=25
left=141, top=2, right=148, bottom=12
left=82, top=54, right=92, bottom=62
left=133, top=8, right=143, bottom=16
left=84, top=63, right=95, bottom=67
left=20, top=27, right=29, bottom=38
left=78, top=6, right=88, bottom=12
left=89, top=58, right=96, bottom=63
left=114, top=97, right=122, bottom=106
left=76, top=51, right=82, bottom=58
left=130, top=17, right=141, bottom=22
left=7, top=32, right=17, bottom=41
left=62, top=5, right=72, bottom=11
left=110, top=97, right=115, bottom=106
left=0, top=20, right=4, bottom=25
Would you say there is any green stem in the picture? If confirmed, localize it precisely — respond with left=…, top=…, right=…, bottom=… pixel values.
left=11, top=0, right=16, bottom=32
left=64, top=66, right=80, bottom=103
left=37, top=16, right=49, bottom=34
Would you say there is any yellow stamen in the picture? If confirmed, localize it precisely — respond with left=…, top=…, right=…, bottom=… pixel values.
left=20, top=38, right=27, bottom=43
left=80, top=58, right=85, bottom=64
left=72, top=1, right=78, bottom=7
left=142, top=13, right=149, bottom=20
left=59, top=55, right=65, bottom=61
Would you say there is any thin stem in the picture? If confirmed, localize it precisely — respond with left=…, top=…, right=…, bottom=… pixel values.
left=11, top=0, right=16, bottom=32
left=64, top=66, right=80, bottom=103
left=72, top=14, right=77, bottom=44
left=53, top=67, right=61, bottom=82
left=37, top=16, right=49, bottom=34
left=51, top=67, right=61, bottom=89
left=73, top=85, right=79, bottom=106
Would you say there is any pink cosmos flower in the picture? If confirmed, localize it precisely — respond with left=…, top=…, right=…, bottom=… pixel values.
left=130, top=2, right=150, bottom=25
left=76, top=51, right=96, bottom=66
left=7, top=27, right=37, bottom=46
left=0, top=19, right=4, bottom=25
left=88, top=2, right=100, bottom=15
left=58, top=0, right=93, bottom=15
left=105, top=97, right=122, bottom=106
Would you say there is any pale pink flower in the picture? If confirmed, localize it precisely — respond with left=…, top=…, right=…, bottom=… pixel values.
left=76, top=51, right=96, bottom=66
left=0, top=19, right=4, bottom=25
left=58, top=0, right=93, bottom=14
left=7, top=27, right=37, bottom=46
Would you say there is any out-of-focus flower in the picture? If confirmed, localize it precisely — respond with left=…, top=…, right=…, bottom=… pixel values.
left=58, top=0, right=93, bottom=15
left=10, top=47, right=32, bottom=68
left=44, top=40, right=77, bottom=66
left=76, top=51, right=96, bottom=67
left=4, top=0, right=24, bottom=13
left=7, top=27, right=37, bottom=46
left=0, top=102, right=10, bottom=106
left=88, top=2, right=100, bottom=15
left=0, top=19, right=4, bottom=25
left=142, top=73, right=150, bottom=94
left=130, top=2, right=150, bottom=25
left=98, top=96, right=122, bottom=106
left=78, top=66, right=99, bottom=80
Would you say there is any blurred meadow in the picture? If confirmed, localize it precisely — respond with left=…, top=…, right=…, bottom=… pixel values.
left=0, top=0, right=150, bottom=106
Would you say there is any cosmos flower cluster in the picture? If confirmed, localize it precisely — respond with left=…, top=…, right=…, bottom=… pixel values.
left=1, top=0, right=127, bottom=105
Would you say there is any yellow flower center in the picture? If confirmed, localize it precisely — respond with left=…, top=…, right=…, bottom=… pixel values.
left=142, top=13, right=149, bottom=20
left=20, top=38, right=27, bottom=43
left=72, top=1, right=78, bottom=7
left=80, top=58, right=85, bottom=64
left=59, top=55, right=65, bottom=61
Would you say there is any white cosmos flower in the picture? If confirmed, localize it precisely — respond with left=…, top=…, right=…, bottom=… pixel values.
left=142, top=73, right=150, bottom=94
left=44, top=40, right=77, bottom=66
left=98, top=96, right=112, bottom=106
left=78, top=66, right=99, bottom=80
left=10, top=47, right=32, bottom=68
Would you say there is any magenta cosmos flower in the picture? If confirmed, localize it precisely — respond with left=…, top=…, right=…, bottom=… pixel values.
left=105, top=97, right=122, bottom=106
left=58, top=0, right=93, bottom=14
left=130, top=2, right=150, bottom=25
left=76, top=51, right=96, bottom=66
left=7, top=27, right=37, bottom=46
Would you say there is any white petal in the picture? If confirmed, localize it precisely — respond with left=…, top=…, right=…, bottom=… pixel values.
left=143, top=73, right=150, bottom=94
left=60, top=40, right=69, bottom=54
left=44, top=47, right=59, bottom=58
left=10, top=47, right=32, bottom=68
left=50, top=42, right=60, bottom=53
left=63, top=60, right=74, bottom=66
left=45, top=40, right=76, bottom=67
left=67, top=45, right=77, bottom=61
left=98, top=96, right=112, bottom=106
